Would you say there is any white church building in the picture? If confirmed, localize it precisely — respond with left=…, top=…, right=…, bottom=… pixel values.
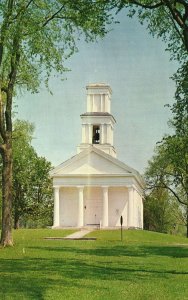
left=50, top=83, right=144, bottom=229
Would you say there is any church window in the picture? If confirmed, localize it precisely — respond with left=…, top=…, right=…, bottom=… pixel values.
left=92, top=125, right=100, bottom=144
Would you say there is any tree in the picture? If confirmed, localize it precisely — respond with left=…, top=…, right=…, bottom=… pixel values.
left=116, top=0, right=188, bottom=59
left=12, top=119, right=35, bottom=228
left=22, top=156, right=53, bottom=228
left=145, top=68, right=188, bottom=236
left=145, top=130, right=188, bottom=236
left=12, top=120, right=53, bottom=229
left=115, top=1, right=188, bottom=102
left=144, top=187, right=185, bottom=234
left=0, top=1, right=115, bottom=246
left=13, top=155, right=53, bottom=229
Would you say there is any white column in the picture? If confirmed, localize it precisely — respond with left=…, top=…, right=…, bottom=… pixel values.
left=108, top=124, right=112, bottom=145
left=128, top=186, right=134, bottom=228
left=93, top=94, right=96, bottom=111
left=106, top=95, right=110, bottom=113
left=77, top=186, right=84, bottom=227
left=85, top=125, right=89, bottom=143
left=108, top=96, right=111, bottom=113
left=100, top=94, right=102, bottom=112
left=102, top=186, right=109, bottom=227
left=141, top=197, right=144, bottom=229
left=106, top=124, right=110, bottom=144
left=101, top=124, right=104, bottom=144
left=101, top=94, right=105, bottom=112
left=91, top=95, right=94, bottom=112
left=103, top=124, right=107, bottom=143
left=111, top=126, right=114, bottom=145
left=134, top=190, right=138, bottom=228
left=104, top=95, right=107, bottom=112
left=53, top=186, right=60, bottom=227
left=88, top=124, right=92, bottom=144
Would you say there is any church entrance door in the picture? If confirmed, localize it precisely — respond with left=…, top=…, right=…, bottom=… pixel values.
left=84, top=198, right=102, bottom=225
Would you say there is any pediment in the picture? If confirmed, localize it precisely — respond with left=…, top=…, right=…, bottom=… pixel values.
left=51, top=147, right=136, bottom=176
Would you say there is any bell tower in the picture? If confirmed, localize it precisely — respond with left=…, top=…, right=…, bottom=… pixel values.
left=77, top=83, right=116, bottom=157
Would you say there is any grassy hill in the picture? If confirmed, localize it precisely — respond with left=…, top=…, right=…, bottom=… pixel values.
left=0, top=229, right=188, bottom=299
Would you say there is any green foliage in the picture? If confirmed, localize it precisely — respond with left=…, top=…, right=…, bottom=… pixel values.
left=12, top=119, right=53, bottom=228
left=147, top=136, right=188, bottom=194
left=145, top=133, right=188, bottom=236
left=172, top=62, right=188, bottom=135
left=0, top=0, right=115, bottom=93
left=0, top=190, right=1, bottom=230
left=136, top=6, right=186, bottom=62
left=21, top=156, right=53, bottom=228
left=0, top=229, right=188, bottom=299
left=144, top=188, right=185, bottom=235
left=144, top=59, right=188, bottom=236
left=116, top=1, right=188, bottom=63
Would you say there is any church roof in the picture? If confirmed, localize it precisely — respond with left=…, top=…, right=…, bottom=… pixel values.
left=50, top=146, right=144, bottom=188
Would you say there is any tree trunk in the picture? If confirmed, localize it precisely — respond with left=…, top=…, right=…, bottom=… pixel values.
left=14, top=212, right=20, bottom=229
left=186, top=204, right=188, bottom=238
left=0, top=142, right=13, bottom=246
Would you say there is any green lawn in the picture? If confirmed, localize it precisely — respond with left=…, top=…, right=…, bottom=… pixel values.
left=0, top=229, right=188, bottom=300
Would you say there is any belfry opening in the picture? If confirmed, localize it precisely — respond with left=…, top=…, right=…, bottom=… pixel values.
left=92, top=125, right=100, bottom=144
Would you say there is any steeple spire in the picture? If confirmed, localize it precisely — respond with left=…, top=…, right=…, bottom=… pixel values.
left=77, top=83, right=116, bottom=157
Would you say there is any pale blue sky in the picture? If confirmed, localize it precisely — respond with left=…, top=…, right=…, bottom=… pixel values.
left=16, top=11, right=177, bottom=173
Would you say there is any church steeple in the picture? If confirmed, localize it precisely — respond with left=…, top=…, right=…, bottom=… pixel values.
left=77, top=83, right=116, bottom=157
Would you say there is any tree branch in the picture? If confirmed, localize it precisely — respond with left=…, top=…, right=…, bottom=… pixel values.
left=166, top=7, right=185, bottom=43
left=164, top=0, right=186, bottom=28
left=147, top=181, right=187, bottom=206
left=42, top=5, right=65, bottom=27
left=119, top=0, right=188, bottom=50
left=165, top=184, right=187, bottom=206
left=12, top=0, right=34, bottom=20
left=130, top=0, right=163, bottom=9
left=5, top=35, right=21, bottom=133
left=0, top=0, right=15, bottom=67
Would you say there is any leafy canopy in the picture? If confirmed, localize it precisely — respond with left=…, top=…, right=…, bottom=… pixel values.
left=115, top=0, right=188, bottom=62
left=12, top=119, right=53, bottom=228
left=0, top=0, right=115, bottom=93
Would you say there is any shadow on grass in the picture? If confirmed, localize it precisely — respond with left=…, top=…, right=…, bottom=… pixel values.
left=0, top=255, right=186, bottom=290
left=142, top=245, right=188, bottom=258
left=0, top=244, right=187, bottom=299
left=0, top=258, right=109, bottom=299
left=30, top=243, right=188, bottom=259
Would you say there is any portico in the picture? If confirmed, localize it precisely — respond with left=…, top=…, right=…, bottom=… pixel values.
left=52, top=180, right=143, bottom=229
left=53, top=185, right=110, bottom=228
